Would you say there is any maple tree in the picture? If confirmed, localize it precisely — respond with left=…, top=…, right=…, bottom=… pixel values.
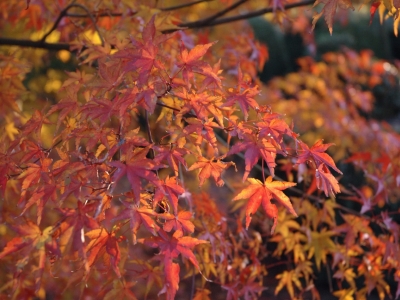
left=0, top=0, right=400, bottom=299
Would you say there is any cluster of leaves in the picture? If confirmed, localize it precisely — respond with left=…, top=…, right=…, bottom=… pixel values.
left=0, top=1, right=400, bottom=300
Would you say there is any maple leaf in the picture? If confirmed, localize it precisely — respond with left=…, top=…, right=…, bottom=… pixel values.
left=46, top=85, right=80, bottom=130
left=256, top=114, right=294, bottom=148
left=0, top=220, right=59, bottom=290
left=227, top=134, right=278, bottom=180
left=333, top=264, right=357, bottom=289
left=188, top=157, right=235, bottom=187
left=109, top=146, right=166, bottom=202
left=18, top=158, right=57, bottom=224
left=116, top=15, right=171, bottom=86
left=369, top=1, right=381, bottom=25
left=305, top=228, right=337, bottom=270
left=139, top=230, right=208, bottom=300
left=178, top=42, right=216, bottom=84
left=297, top=139, right=342, bottom=174
left=221, top=67, right=260, bottom=120
left=53, top=201, right=99, bottom=271
left=315, top=164, right=341, bottom=197
left=152, top=176, right=185, bottom=214
left=85, top=227, right=124, bottom=278
left=129, top=260, right=163, bottom=299
left=103, top=279, right=137, bottom=300
left=175, top=89, right=225, bottom=126
left=61, top=69, right=94, bottom=89
left=96, top=59, right=125, bottom=91
left=21, top=110, right=51, bottom=137
left=193, top=288, right=211, bottom=300
left=275, top=270, right=302, bottom=298
left=312, top=0, right=354, bottom=35
left=182, top=117, right=221, bottom=155
left=154, top=145, right=189, bottom=176
left=233, top=177, right=297, bottom=231
left=113, top=199, right=159, bottom=244
left=158, top=210, right=195, bottom=236
left=80, top=98, right=118, bottom=125
left=79, top=42, right=112, bottom=65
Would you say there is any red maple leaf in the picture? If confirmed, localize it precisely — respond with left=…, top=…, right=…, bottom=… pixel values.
left=256, top=114, right=294, bottom=149
left=315, top=164, right=341, bottom=197
left=85, top=227, right=124, bottom=278
left=139, top=230, right=208, bottom=300
left=80, top=98, right=118, bottom=126
left=221, top=67, right=260, bottom=120
left=182, top=117, right=221, bottom=155
left=53, top=201, right=99, bottom=272
left=188, top=157, right=235, bottom=187
left=109, top=146, right=166, bottom=202
left=233, top=177, right=297, bottom=231
left=116, top=15, right=171, bottom=85
left=46, top=85, right=80, bottom=130
left=178, top=41, right=216, bottom=84
left=113, top=199, right=159, bottom=244
left=158, top=210, right=195, bottom=236
left=227, top=134, right=278, bottom=180
left=154, top=145, right=189, bottom=176
left=129, top=260, right=163, bottom=298
left=21, top=110, right=51, bottom=137
left=18, top=158, right=57, bottom=224
left=0, top=220, right=59, bottom=289
left=152, top=176, right=185, bottom=214
left=297, top=139, right=342, bottom=174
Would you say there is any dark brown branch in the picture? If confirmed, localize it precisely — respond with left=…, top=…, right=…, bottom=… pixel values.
left=66, top=12, right=124, bottom=18
left=0, top=0, right=315, bottom=51
left=161, top=0, right=214, bottom=11
left=41, top=3, right=104, bottom=46
left=195, top=0, right=248, bottom=25
left=162, top=0, right=315, bottom=33
left=0, top=37, right=70, bottom=50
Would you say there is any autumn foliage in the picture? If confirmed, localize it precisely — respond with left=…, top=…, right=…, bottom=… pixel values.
left=0, top=0, right=400, bottom=299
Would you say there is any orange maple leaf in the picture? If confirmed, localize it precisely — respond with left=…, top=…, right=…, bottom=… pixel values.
left=85, top=227, right=124, bottom=278
left=188, top=157, right=235, bottom=187
left=233, top=177, right=297, bottom=231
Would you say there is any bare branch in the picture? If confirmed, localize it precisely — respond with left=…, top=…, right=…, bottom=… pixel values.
left=0, top=37, right=70, bottom=50
left=0, top=0, right=315, bottom=51
left=162, top=0, right=315, bottom=33
left=194, top=0, right=248, bottom=25
left=161, top=0, right=214, bottom=11
left=41, top=3, right=104, bottom=46
left=66, top=11, right=123, bottom=18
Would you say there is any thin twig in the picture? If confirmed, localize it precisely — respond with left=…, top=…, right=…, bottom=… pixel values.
left=161, top=0, right=214, bottom=11
left=41, top=3, right=104, bottom=46
left=0, top=0, right=315, bottom=51
left=162, top=0, right=315, bottom=33
left=192, top=0, right=248, bottom=25
left=145, top=111, right=156, bottom=160
left=66, top=11, right=124, bottom=18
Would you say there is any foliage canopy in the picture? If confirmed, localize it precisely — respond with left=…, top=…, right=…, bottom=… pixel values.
left=0, top=0, right=400, bottom=299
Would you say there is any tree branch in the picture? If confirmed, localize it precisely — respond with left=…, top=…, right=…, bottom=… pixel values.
left=41, top=3, right=104, bottom=46
left=164, top=0, right=315, bottom=32
left=193, top=0, right=248, bottom=25
left=0, top=37, right=70, bottom=50
left=161, top=0, right=214, bottom=11
left=0, top=0, right=315, bottom=51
